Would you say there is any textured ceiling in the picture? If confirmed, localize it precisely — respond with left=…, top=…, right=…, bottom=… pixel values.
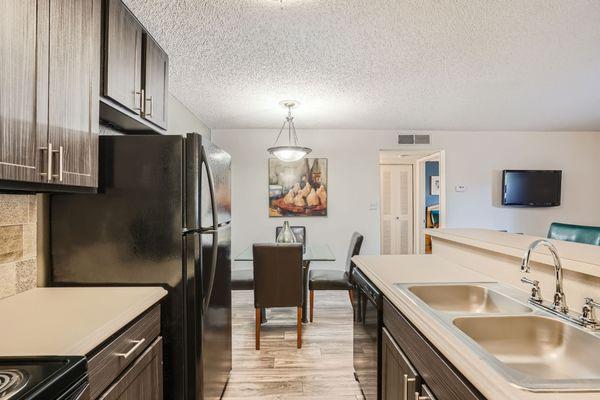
left=124, top=0, right=600, bottom=131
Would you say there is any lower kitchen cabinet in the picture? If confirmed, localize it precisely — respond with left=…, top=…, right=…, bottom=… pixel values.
left=382, top=298, right=485, bottom=400
left=381, top=327, right=419, bottom=400
left=87, top=304, right=163, bottom=400
left=98, top=337, right=163, bottom=400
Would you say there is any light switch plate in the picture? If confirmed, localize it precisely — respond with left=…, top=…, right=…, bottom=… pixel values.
left=455, top=185, right=466, bottom=192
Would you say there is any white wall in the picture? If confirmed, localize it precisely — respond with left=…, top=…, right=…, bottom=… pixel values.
left=212, top=129, right=600, bottom=271
left=168, top=93, right=211, bottom=139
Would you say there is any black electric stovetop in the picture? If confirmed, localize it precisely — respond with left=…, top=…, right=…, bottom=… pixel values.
left=0, top=357, right=86, bottom=400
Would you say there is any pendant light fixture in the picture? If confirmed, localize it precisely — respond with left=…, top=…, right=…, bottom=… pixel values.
left=267, top=100, right=312, bottom=162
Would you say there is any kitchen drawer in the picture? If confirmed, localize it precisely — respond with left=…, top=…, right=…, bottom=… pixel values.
left=87, top=304, right=160, bottom=399
left=98, top=337, right=163, bottom=400
left=383, top=298, right=484, bottom=400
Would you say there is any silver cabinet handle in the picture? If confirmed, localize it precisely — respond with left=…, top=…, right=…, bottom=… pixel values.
left=403, top=374, right=416, bottom=400
left=415, top=385, right=436, bottom=400
left=145, top=95, right=153, bottom=117
left=134, top=90, right=144, bottom=112
left=39, top=143, right=53, bottom=181
left=51, top=146, right=63, bottom=182
left=115, top=338, right=145, bottom=359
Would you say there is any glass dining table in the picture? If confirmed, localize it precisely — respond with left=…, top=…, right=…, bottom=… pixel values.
left=235, top=244, right=336, bottom=323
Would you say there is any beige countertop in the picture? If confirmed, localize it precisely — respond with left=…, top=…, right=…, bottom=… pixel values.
left=352, top=254, right=598, bottom=400
left=427, top=228, right=600, bottom=277
left=0, top=287, right=167, bottom=356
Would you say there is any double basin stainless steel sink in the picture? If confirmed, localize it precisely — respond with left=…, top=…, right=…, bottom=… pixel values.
left=395, top=282, right=600, bottom=392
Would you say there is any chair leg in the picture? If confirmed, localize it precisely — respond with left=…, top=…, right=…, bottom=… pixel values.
left=309, top=290, right=315, bottom=323
left=348, top=289, right=355, bottom=306
left=255, top=308, right=261, bottom=350
left=297, top=306, right=303, bottom=349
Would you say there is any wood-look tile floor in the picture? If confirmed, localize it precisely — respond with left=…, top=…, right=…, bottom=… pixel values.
left=223, top=290, right=365, bottom=400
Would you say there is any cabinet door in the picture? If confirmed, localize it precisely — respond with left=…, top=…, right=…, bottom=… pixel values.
left=103, top=0, right=143, bottom=113
left=0, top=0, right=49, bottom=183
left=382, top=327, right=420, bottom=400
left=142, top=35, right=168, bottom=129
left=99, top=337, right=163, bottom=400
left=47, top=0, right=100, bottom=188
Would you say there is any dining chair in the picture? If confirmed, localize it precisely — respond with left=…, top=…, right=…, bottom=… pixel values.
left=253, top=243, right=304, bottom=350
left=308, top=232, right=364, bottom=322
left=232, top=226, right=307, bottom=291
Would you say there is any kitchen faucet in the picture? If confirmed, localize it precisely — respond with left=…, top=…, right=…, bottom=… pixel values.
left=520, top=239, right=600, bottom=330
left=520, top=239, right=568, bottom=313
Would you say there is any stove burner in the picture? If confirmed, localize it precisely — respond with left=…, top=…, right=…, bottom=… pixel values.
left=0, top=369, right=28, bottom=400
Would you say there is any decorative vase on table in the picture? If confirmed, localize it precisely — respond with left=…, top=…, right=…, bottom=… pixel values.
left=277, top=221, right=297, bottom=243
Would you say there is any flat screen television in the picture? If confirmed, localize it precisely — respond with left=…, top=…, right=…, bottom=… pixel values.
left=502, top=170, right=562, bottom=207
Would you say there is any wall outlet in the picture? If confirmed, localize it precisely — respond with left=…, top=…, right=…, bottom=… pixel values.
left=455, top=185, right=466, bottom=192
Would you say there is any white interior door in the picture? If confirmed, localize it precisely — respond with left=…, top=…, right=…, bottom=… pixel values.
left=380, top=164, right=414, bottom=254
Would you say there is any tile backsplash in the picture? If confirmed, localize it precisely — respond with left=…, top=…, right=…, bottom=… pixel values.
left=0, top=194, right=37, bottom=299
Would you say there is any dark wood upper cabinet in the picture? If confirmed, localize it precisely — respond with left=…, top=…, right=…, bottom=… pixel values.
left=102, top=0, right=143, bottom=113
left=0, top=0, right=100, bottom=191
left=100, top=0, right=169, bottom=133
left=47, top=0, right=100, bottom=188
left=0, top=0, right=49, bottom=183
left=142, top=34, right=169, bottom=130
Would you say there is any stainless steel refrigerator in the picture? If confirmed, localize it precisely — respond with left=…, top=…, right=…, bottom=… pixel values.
left=50, top=133, right=232, bottom=400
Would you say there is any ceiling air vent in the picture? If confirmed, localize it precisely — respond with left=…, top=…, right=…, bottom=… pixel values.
left=415, top=134, right=431, bottom=144
left=398, top=134, right=431, bottom=145
left=398, top=135, right=415, bottom=144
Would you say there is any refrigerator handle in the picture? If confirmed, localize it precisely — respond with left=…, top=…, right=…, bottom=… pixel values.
left=200, top=146, right=219, bottom=313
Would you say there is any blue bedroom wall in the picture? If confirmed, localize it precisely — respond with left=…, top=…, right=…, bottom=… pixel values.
left=425, top=161, right=440, bottom=207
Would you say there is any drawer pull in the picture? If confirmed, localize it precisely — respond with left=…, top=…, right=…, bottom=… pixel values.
left=115, top=338, right=145, bottom=359
left=403, top=374, right=416, bottom=400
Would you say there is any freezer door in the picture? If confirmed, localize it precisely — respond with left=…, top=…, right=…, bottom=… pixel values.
left=200, top=224, right=232, bottom=400
left=184, top=232, right=201, bottom=400
left=188, top=134, right=232, bottom=400
left=201, top=140, right=231, bottom=227
left=184, top=225, right=232, bottom=400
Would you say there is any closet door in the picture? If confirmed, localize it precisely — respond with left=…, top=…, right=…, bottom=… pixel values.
left=0, top=0, right=49, bottom=183
left=47, top=0, right=100, bottom=188
left=380, top=164, right=414, bottom=254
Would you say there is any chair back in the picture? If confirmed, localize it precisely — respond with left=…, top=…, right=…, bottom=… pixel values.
left=548, top=222, right=600, bottom=246
left=345, top=232, right=364, bottom=275
left=253, top=243, right=304, bottom=308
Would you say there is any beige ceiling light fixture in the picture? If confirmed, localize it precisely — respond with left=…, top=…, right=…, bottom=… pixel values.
left=267, top=100, right=312, bottom=162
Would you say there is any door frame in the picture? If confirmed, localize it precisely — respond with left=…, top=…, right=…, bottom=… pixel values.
left=414, top=151, right=445, bottom=254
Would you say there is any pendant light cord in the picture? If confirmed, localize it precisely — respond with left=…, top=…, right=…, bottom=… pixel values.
left=272, top=104, right=300, bottom=147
